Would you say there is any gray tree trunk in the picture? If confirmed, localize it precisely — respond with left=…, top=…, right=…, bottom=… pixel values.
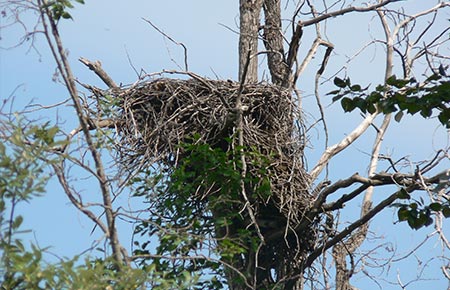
left=239, top=0, right=263, bottom=83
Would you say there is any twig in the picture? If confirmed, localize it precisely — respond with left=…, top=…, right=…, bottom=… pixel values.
left=142, top=18, right=189, bottom=72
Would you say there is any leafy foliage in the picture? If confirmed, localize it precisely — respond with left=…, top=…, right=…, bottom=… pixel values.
left=329, top=69, right=450, bottom=128
left=330, top=71, right=450, bottom=229
left=330, top=72, right=450, bottom=229
left=389, top=171, right=450, bottom=230
left=130, top=135, right=272, bottom=289
left=0, top=118, right=55, bottom=288
left=0, top=118, right=147, bottom=289
left=392, top=187, right=450, bottom=230
left=41, top=0, right=85, bottom=20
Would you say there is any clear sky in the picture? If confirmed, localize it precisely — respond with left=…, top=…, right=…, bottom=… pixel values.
left=1, top=1, right=449, bottom=289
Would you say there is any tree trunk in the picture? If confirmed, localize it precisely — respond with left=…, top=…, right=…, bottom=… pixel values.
left=262, top=0, right=289, bottom=87
left=239, top=0, right=263, bottom=83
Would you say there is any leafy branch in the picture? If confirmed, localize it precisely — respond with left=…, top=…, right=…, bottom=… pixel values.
left=329, top=70, right=450, bottom=128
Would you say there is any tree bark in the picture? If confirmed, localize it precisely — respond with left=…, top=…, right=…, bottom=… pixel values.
left=239, top=0, right=263, bottom=83
left=262, top=0, right=290, bottom=87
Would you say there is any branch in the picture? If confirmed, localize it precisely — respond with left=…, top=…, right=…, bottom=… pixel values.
left=304, top=170, right=447, bottom=268
left=238, top=0, right=264, bottom=83
left=142, top=18, right=189, bottom=72
left=79, top=57, right=118, bottom=89
left=262, top=0, right=289, bottom=87
left=52, top=163, right=109, bottom=235
left=309, top=113, right=377, bottom=181
left=318, top=172, right=417, bottom=211
left=305, top=185, right=411, bottom=268
left=299, top=0, right=400, bottom=27
left=38, top=2, right=125, bottom=266
left=59, top=118, right=116, bottom=153
left=314, top=43, right=334, bottom=177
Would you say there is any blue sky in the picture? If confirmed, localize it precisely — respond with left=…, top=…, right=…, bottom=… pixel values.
left=1, top=1, right=449, bottom=289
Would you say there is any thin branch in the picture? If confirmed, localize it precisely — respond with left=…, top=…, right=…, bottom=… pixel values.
left=306, top=168, right=448, bottom=269
left=315, top=44, right=334, bottom=178
left=306, top=185, right=412, bottom=268
left=142, top=18, right=189, bottom=72
left=52, top=163, right=109, bottom=235
left=38, top=1, right=125, bottom=266
left=299, top=0, right=401, bottom=27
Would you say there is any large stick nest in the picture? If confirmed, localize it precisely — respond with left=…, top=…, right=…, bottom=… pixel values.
left=114, top=76, right=313, bottom=227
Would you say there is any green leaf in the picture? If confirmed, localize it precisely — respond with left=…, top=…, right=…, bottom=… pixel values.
left=61, top=11, right=72, bottom=19
left=386, top=75, right=398, bottom=86
left=367, top=103, right=377, bottom=114
left=438, top=109, right=450, bottom=128
left=334, top=77, right=347, bottom=88
left=420, top=107, right=432, bottom=118
left=407, top=215, right=417, bottom=229
left=332, top=95, right=343, bottom=102
left=350, top=84, right=362, bottom=92
left=442, top=206, right=450, bottom=218
left=429, top=202, right=443, bottom=211
left=412, top=214, right=426, bottom=229
left=425, top=74, right=440, bottom=82
left=397, top=207, right=409, bottom=221
left=327, top=89, right=341, bottom=95
left=394, top=111, right=404, bottom=122
left=12, top=215, right=24, bottom=229
left=397, top=188, right=410, bottom=199
left=341, top=97, right=356, bottom=112
left=353, top=97, right=367, bottom=112
left=425, top=216, right=434, bottom=227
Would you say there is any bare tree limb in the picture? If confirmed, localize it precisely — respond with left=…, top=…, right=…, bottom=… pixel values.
left=299, top=0, right=401, bottom=27
left=79, top=57, right=118, bottom=89
left=309, top=113, right=377, bottom=181
left=52, top=163, right=109, bottom=235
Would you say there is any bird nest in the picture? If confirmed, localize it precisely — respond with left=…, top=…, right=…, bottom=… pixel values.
left=112, top=76, right=313, bottom=230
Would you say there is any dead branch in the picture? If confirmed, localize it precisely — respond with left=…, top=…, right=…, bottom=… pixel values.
left=79, top=57, right=118, bottom=89
left=141, top=18, right=189, bottom=72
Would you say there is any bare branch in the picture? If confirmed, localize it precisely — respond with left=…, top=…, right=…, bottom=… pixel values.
left=309, top=113, right=378, bottom=181
left=52, top=164, right=109, bottom=235
left=142, top=18, right=189, bottom=72
left=79, top=57, right=118, bottom=89
left=299, top=0, right=401, bottom=27
left=38, top=0, right=126, bottom=266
